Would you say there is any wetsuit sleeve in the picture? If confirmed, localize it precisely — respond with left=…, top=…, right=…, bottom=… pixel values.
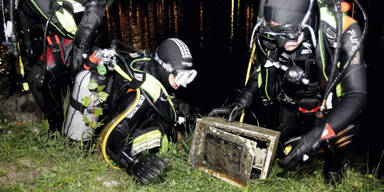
left=323, top=19, right=367, bottom=133
left=71, top=0, right=106, bottom=75
left=235, top=64, right=260, bottom=107
left=73, top=0, right=106, bottom=50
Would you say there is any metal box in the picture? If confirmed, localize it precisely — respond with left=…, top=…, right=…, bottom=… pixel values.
left=188, top=117, right=280, bottom=188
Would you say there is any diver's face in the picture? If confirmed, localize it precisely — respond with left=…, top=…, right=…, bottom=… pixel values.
left=263, top=22, right=305, bottom=51
left=168, top=74, right=180, bottom=90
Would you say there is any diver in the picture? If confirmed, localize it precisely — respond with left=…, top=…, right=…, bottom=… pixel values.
left=209, top=0, right=367, bottom=185
left=89, top=38, right=197, bottom=184
left=2, top=0, right=108, bottom=133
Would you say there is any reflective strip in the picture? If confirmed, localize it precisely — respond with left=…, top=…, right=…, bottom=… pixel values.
left=336, top=83, right=343, bottom=97
left=159, top=135, right=169, bottom=154
left=131, top=130, right=162, bottom=156
left=318, top=29, right=328, bottom=81
left=318, top=7, right=338, bottom=82
left=140, top=73, right=177, bottom=121
left=264, top=51, right=271, bottom=101
left=58, top=0, right=85, bottom=13
left=140, top=74, right=162, bottom=102
left=257, top=65, right=262, bottom=88
left=126, top=94, right=145, bottom=119
left=321, top=123, right=336, bottom=140
left=27, top=0, right=75, bottom=38
left=55, top=9, right=77, bottom=35
left=319, top=7, right=337, bottom=28
left=337, top=140, right=352, bottom=148
left=335, top=135, right=353, bottom=145
left=169, top=38, right=192, bottom=59
left=264, top=69, right=271, bottom=101
left=129, top=58, right=177, bottom=121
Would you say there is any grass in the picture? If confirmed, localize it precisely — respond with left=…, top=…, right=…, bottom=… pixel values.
left=0, top=116, right=383, bottom=192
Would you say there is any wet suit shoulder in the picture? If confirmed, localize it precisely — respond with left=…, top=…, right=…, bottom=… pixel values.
left=322, top=15, right=367, bottom=133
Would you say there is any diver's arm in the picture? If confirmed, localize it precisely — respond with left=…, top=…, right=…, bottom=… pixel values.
left=235, top=64, right=260, bottom=107
left=71, top=0, right=106, bottom=75
left=323, top=19, right=367, bottom=133
left=73, top=0, right=106, bottom=49
left=280, top=22, right=367, bottom=168
left=208, top=63, right=260, bottom=120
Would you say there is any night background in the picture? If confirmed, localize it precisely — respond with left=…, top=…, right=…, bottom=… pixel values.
left=0, top=0, right=383, bottom=180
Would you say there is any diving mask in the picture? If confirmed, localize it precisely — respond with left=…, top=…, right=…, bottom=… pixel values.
left=174, top=69, right=197, bottom=88
left=260, top=24, right=303, bottom=48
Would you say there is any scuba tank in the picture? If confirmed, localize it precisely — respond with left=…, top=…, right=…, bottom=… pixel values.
left=63, top=69, right=104, bottom=141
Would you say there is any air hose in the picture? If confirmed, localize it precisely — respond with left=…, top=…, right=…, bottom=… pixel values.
left=99, top=50, right=175, bottom=169
left=323, top=0, right=344, bottom=103
left=98, top=62, right=140, bottom=169
left=320, top=0, right=368, bottom=111
left=118, top=52, right=176, bottom=124
left=99, top=86, right=140, bottom=169
left=42, top=8, right=58, bottom=67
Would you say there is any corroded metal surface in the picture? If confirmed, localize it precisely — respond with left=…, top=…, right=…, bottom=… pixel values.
left=188, top=117, right=280, bottom=188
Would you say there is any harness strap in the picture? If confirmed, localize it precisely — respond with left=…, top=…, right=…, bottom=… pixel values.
left=70, top=95, right=87, bottom=113
left=40, top=34, right=71, bottom=68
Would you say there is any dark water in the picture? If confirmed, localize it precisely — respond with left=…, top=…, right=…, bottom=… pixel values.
left=105, top=0, right=384, bottom=175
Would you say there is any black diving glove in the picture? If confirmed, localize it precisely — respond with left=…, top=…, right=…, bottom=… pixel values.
left=279, top=123, right=336, bottom=170
left=208, top=89, right=253, bottom=122
left=208, top=102, right=246, bottom=122
left=207, top=103, right=241, bottom=121
left=71, top=46, right=89, bottom=76
left=128, top=154, right=170, bottom=184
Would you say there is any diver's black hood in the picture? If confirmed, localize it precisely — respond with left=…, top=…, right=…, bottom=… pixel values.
left=155, top=38, right=193, bottom=72
left=263, top=0, right=310, bottom=25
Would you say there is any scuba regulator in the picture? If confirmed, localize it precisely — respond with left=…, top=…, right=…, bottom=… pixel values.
left=248, top=0, right=367, bottom=89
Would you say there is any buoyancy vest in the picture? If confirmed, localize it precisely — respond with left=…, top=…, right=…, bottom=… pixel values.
left=25, top=0, right=85, bottom=38
left=130, top=58, right=177, bottom=123
left=258, top=2, right=358, bottom=105
left=315, top=1, right=357, bottom=97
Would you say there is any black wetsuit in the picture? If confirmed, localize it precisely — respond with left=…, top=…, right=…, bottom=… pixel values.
left=18, top=0, right=107, bottom=132
left=242, top=15, right=366, bottom=143
left=106, top=56, right=176, bottom=166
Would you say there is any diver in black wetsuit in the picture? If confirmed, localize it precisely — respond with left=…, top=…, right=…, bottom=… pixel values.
left=101, top=38, right=197, bottom=184
left=209, top=0, right=367, bottom=185
left=7, top=0, right=198, bottom=184
left=4, top=0, right=108, bottom=133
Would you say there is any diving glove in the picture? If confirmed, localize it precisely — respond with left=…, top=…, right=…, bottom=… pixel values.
left=279, top=123, right=336, bottom=170
left=208, top=103, right=246, bottom=122
left=208, top=94, right=251, bottom=122
left=71, top=46, right=89, bottom=76
left=281, top=136, right=312, bottom=170
left=128, top=154, right=170, bottom=184
left=208, top=83, right=256, bottom=121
